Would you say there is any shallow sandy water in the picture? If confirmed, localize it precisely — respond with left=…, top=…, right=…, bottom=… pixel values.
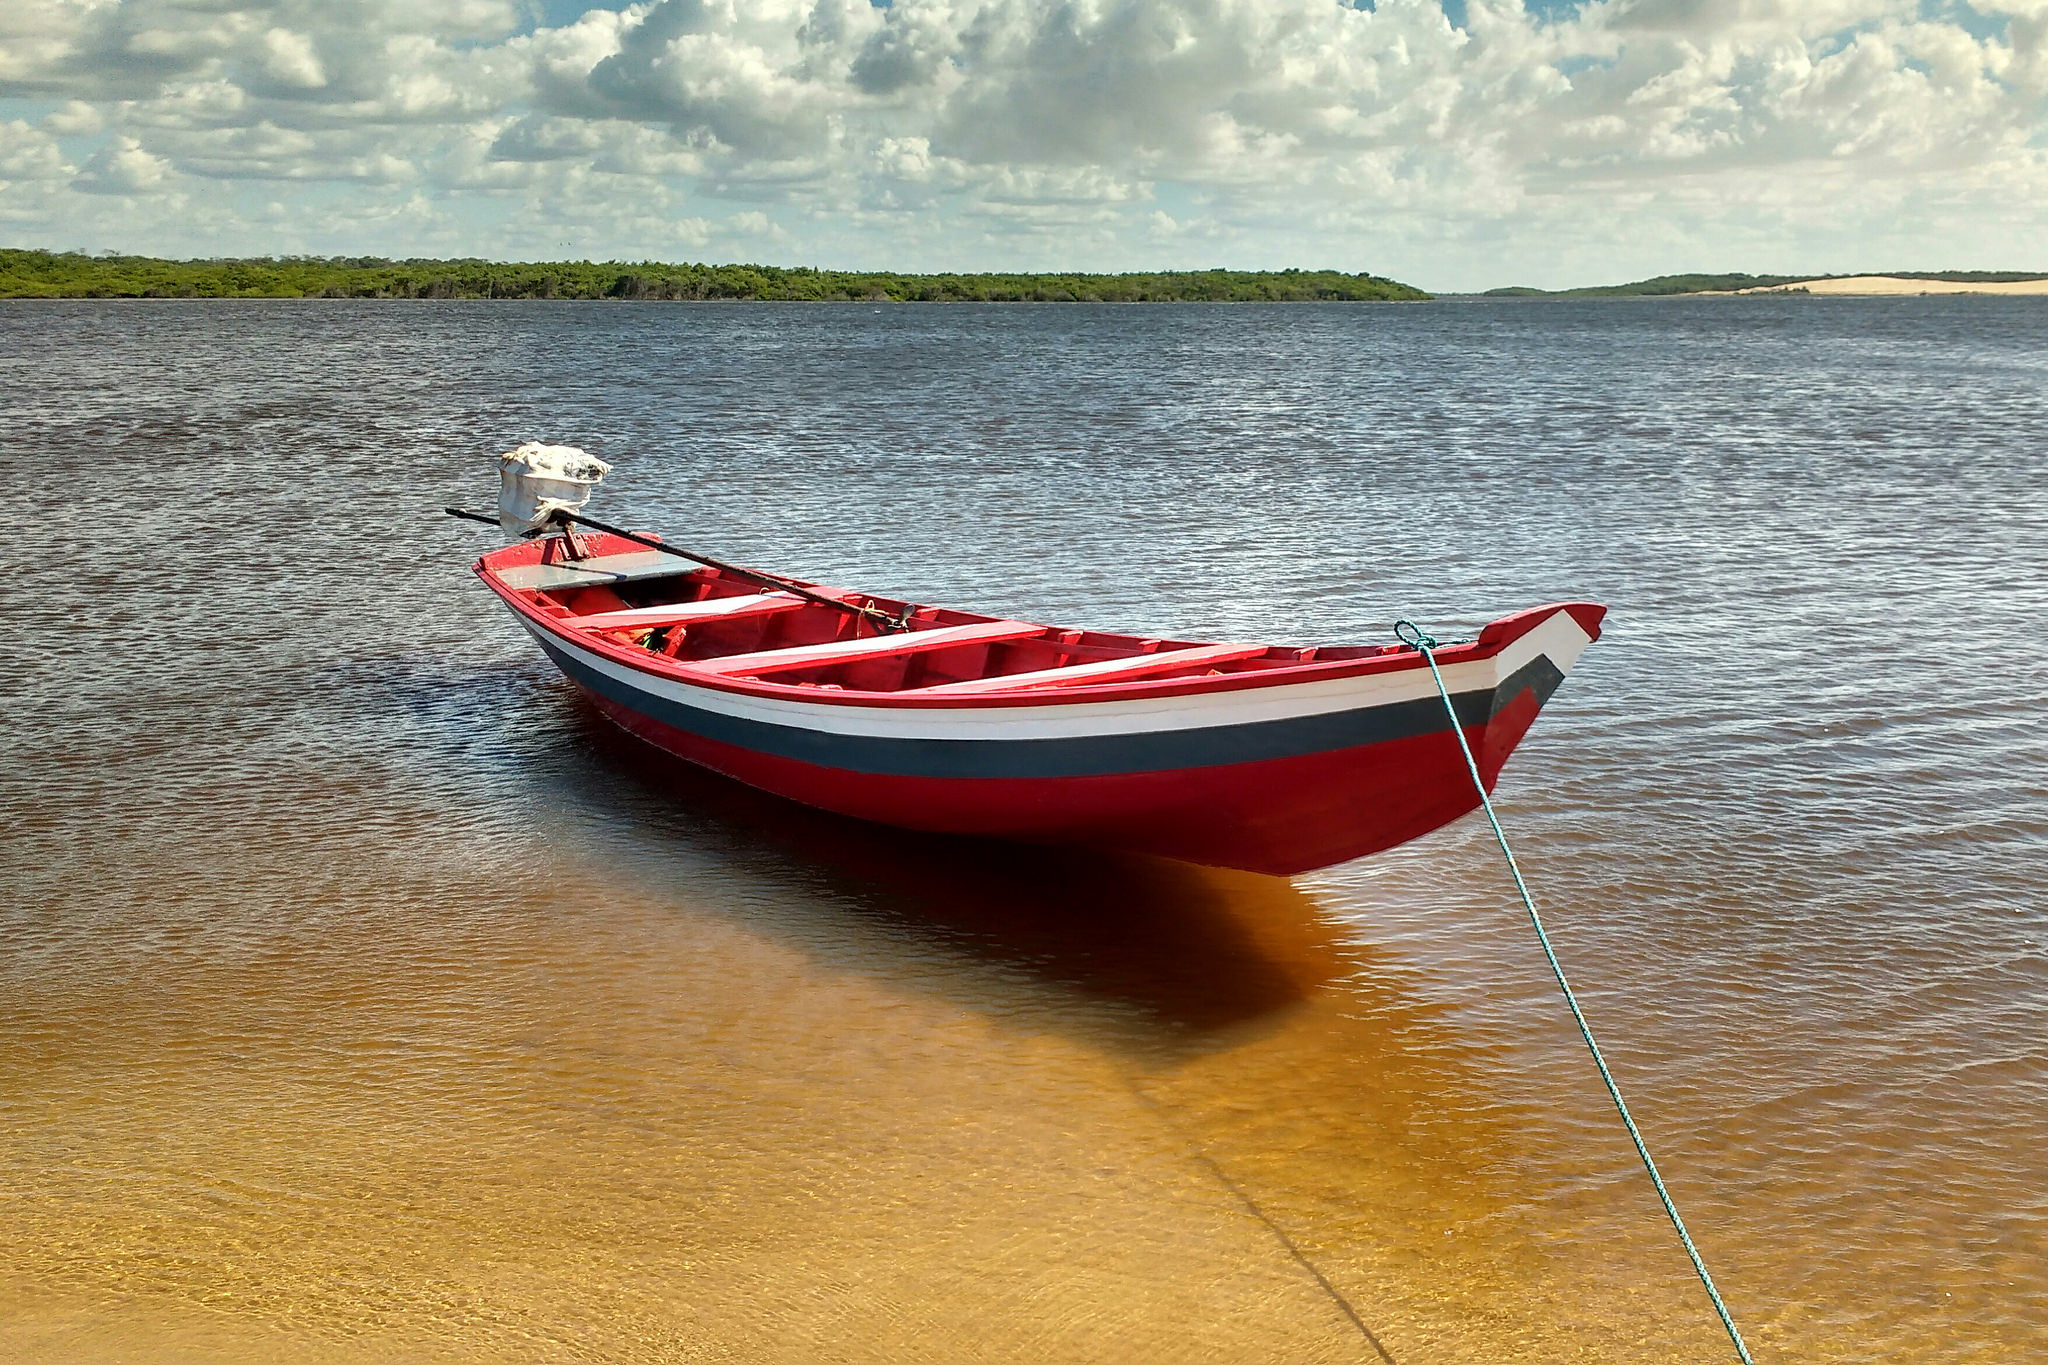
left=3, top=298, right=2043, bottom=1361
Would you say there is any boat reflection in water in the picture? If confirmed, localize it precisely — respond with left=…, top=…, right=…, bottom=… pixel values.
left=491, top=699, right=1654, bottom=1359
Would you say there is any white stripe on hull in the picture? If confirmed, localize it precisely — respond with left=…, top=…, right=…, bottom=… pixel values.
left=517, top=607, right=1594, bottom=744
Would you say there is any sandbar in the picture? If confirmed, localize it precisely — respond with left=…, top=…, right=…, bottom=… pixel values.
left=1739, top=275, right=2048, bottom=296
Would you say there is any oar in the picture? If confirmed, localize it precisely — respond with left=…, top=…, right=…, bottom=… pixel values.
left=442, top=506, right=913, bottom=632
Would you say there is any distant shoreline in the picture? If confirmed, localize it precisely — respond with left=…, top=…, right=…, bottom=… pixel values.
left=0, top=251, right=1428, bottom=303
left=9, top=251, right=2044, bottom=301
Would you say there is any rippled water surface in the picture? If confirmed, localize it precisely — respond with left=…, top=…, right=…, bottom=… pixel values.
left=3, top=298, right=2044, bottom=1363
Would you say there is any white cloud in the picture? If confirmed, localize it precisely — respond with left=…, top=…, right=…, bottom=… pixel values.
left=41, top=99, right=104, bottom=135
left=1, top=119, right=74, bottom=184
left=872, top=134, right=936, bottom=182
left=259, top=28, right=327, bottom=90
left=72, top=134, right=172, bottom=194
left=0, top=0, right=2042, bottom=287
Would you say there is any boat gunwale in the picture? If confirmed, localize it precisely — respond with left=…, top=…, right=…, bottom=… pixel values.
left=471, top=547, right=1589, bottom=712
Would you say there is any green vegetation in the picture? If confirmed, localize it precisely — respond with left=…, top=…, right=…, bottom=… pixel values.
left=0, top=250, right=1427, bottom=302
left=1484, top=270, right=2048, bottom=297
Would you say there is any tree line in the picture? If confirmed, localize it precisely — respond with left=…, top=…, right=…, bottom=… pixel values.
left=0, top=250, right=1429, bottom=302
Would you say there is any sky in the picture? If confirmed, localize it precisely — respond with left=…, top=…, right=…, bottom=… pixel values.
left=1, top=0, right=2044, bottom=291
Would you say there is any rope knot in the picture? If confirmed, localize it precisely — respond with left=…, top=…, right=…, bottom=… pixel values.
left=1393, top=618, right=1438, bottom=650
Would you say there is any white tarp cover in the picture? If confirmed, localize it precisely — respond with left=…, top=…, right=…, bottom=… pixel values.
left=497, top=441, right=611, bottom=534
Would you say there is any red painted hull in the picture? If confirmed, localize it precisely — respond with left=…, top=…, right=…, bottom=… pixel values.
left=584, top=681, right=1546, bottom=876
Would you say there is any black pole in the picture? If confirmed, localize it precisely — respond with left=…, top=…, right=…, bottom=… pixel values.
left=441, top=506, right=911, bottom=632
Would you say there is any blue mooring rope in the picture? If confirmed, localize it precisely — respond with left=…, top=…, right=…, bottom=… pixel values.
left=1393, top=620, right=1756, bottom=1365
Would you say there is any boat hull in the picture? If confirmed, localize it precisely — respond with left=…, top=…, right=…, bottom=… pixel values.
left=513, top=601, right=1599, bottom=876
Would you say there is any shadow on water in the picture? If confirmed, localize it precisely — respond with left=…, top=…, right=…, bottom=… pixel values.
left=395, top=662, right=1530, bottom=1197
left=528, top=690, right=1544, bottom=1354
left=547, top=695, right=1337, bottom=1054
left=371, top=658, right=1529, bottom=1159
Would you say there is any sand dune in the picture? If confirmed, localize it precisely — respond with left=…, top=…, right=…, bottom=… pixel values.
left=1739, top=275, right=2048, bottom=296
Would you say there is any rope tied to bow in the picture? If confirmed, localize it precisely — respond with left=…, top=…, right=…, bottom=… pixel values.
left=1394, top=617, right=1756, bottom=1365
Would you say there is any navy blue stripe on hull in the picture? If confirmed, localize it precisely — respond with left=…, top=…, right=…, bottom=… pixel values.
left=536, top=634, right=1566, bottom=780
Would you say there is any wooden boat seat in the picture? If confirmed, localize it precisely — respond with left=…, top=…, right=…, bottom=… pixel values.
left=564, top=592, right=814, bottom=632
left=495, top=549, right=700, bottom=592
left=911, top=642, right=1269, bottom=695
left=688, top=620, right=1046, bottom=678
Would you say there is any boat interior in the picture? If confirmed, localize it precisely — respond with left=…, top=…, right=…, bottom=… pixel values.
left=498, top=545, right=1403, bottom=696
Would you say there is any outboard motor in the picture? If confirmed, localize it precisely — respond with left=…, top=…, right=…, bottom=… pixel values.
left=496, top=441, right=611, bottom=536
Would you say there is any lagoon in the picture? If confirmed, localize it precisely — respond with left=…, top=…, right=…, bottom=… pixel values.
left=3, top=297, right=2043, bottom=1361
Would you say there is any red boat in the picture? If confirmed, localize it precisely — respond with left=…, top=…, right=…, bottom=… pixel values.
left=470, top=526, right=1603, bottom=877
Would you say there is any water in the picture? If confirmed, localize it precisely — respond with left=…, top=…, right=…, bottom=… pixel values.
left=2, top=298, right=2042, bottom=1362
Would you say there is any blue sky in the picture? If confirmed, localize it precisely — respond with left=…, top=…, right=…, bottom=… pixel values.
left=2, top=0, right=2043, bottom=291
